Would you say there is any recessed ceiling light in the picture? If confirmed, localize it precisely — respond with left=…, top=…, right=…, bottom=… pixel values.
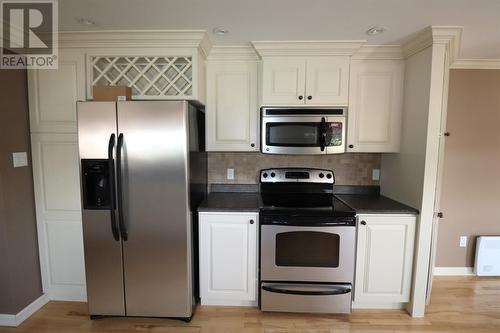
left=366, top=26, right=385, bottom=36
left=76, top=17, right=96, bottom=26
left=213, top=27, right=229, bottom=36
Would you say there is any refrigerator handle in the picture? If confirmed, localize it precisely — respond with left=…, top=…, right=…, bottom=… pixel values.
left=116, top=133, right=128, bottom=241
left=108, top=134, right=120, bottom=241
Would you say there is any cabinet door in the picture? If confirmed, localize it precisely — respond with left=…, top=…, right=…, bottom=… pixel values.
left=305, top=56, right=350, bottom=105
left=355, top=214, right=416, bottom=304
left=206, top=61, right=258, bottom=151
left=347, top=60, right=404, bottom=152
left=261, top=58, right=306, bottom=105
left=28, top=49, right=86, bottom=133
left=199, top=212, right=258, bottom=306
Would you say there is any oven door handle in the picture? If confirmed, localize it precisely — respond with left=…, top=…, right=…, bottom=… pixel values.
left=319, top=117, right=326, bottom=152
left=262, top=284, right=351, bottom=296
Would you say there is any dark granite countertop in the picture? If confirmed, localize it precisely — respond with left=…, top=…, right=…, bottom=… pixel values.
left=335, top=194, right=419, bottom=215
left=197, top=192, right=261, bottom=212
left=198, top=184, right=418, bottom=215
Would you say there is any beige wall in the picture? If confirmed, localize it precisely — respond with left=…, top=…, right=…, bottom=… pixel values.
left=436, top=69, right=500, bottom=267
left=0, top=69, right=43, bottom=314
left=208, top=152, right=380, bottom=185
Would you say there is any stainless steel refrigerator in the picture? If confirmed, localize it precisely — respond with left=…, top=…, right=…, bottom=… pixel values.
left=77, top=101, right=207, bottom=321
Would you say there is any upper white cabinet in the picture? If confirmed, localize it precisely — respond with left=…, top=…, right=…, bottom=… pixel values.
left=28, top=49, right=86, bottom=133
left=261, top=56, right=350, bottom=106
left=347, top=60, right=404, bottom=152
left=199, top=212, right=258, bottom=306
left=354, top=214, right=416, bottom=305
left=206, top=60, right=259, bottom=151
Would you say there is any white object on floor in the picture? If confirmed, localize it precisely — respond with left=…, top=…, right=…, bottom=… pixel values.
left=475, top=236, right=500, bottom=276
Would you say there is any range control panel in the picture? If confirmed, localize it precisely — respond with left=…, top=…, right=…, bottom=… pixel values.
left=260, top=168, right=335, bottom=184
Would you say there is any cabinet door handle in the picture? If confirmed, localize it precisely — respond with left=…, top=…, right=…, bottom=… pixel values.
left=298, top=95, right=304, bottom=100
left=307, top=95, right=312, bottom=100
left=251, top=143, right=255, bottom=147
left=360, top=220, right=367, bottom=225
left=348, top=144, right=354, bottom=149
left=250, top=219, right=255, bottom=224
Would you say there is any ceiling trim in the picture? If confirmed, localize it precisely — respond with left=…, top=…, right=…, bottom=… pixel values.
left=352, top=45, right=404, bottom=60
left=402, top=26, right=463, bottom=65
left=251, top=40, right=366, bottom=57
left=451, top=59, right=500, bottom=69
left=207, top=45, right=260, bottom=61
left=58, top=30, right=212, bottom=57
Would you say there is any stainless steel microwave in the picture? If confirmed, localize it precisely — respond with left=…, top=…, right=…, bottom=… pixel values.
left=261, top=107, right=347, bottom=154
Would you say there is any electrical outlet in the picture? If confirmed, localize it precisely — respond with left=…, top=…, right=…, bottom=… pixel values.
left=12, top=152, right=28, bottom=168
left=372, top=169, right=380, bottom=181
left=226, top=168, right=235, bottom=180
left=459, top=236, right=467, bottom=248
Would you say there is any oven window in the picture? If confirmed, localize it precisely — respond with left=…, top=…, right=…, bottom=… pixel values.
left=275, top=231, right=340, bottom=267
left=266, top=123, right=320, bottom=147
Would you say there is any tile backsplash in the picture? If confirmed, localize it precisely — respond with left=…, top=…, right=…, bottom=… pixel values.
left=208, top=152, right=381, bottom=185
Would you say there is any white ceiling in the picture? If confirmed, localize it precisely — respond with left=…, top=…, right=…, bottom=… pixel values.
left=59, top=0, right=500, bottom=59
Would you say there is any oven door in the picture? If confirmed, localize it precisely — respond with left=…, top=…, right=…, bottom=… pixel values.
left=261, top=225, right=355, bottom=283
left=261, top=116, right=345, bottom=154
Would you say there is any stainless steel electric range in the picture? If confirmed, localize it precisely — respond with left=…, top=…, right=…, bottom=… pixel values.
left=259, top=168, right=356, bottom=314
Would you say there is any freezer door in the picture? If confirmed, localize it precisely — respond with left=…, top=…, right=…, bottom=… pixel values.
left=77, top=101, right=125, bottom=316
left=116, top=101, right=192, bottom=318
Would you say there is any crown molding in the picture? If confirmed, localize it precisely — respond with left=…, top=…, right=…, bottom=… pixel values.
left=207, top=45, right=260, bottom=61
left=58, top=30, right=212, bottom=57
left=402, top=26, right=463, bottom=65
left=252, top=40, right=365, bottom=57
left=451, top=59, right=500, bottom=69
left=352, top=45, right=404, bottom=60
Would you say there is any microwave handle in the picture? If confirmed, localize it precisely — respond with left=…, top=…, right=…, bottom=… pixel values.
left=320, top=117, right=326, bottom=152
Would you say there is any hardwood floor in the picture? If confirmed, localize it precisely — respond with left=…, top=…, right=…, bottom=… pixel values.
left=1, top=277, right=499, bottom=332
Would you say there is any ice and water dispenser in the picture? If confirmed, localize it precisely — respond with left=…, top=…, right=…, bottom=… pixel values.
left=81, top=159, right=113, bottom=210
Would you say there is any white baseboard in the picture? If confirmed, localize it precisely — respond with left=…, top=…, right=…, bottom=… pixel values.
left=0, top=294, right=49, bottom=327
left=49, top=284, right=87, bottom=302
left=433, top=267, right=474, bottom=276
left=352, top=301, right=405, bottom=310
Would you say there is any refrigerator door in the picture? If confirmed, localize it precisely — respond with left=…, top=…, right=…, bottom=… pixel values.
left=77, top=101, right=125, bottom=316
left=116, top=101, right=192, bottom=318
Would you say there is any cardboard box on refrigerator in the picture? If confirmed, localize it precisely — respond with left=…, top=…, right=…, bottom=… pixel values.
left=92, top=85, right=132, bottom=101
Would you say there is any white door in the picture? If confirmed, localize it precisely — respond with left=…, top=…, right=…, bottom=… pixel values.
left=261, top=58, right=306, bottom=105
left=199, top=212, right=258, bottom=306
left=347, top=60, right=404, bottom=152
left=31, top=133, right=86, bottom=301
left=206, top=61, right=259, bottom=151
left=305, top=56, right=350, bottom=106
left=355, top=214, right=416, bottom=304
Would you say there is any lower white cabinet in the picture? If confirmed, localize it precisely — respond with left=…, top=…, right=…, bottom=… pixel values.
left=199, top=212, right=258, bottom=306
left=354, top=214, right=416, bottom=305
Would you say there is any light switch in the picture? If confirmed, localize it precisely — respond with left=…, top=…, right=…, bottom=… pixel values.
left=226, top=168, right=235, bottom=180
left=12, top=152, right=28, bottom=168
left=372, top=169, right=380, bottom=181
left=459, top=236, right=467, bottom=248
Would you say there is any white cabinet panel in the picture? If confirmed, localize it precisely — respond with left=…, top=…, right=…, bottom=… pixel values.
left=261, top=58, right=305, bottom=105
left=31, top=133, right=85, bottom=301
left=46, top=221, right=85, bottom=285
left=199, top=212, right=258, bottom=306
left=355, top=214, right=416, bottom=304
left=28, top=49, right=85, bottom=133
left=305, top=56, right=349, bottom=105
left=206, top=61, right=258, bottom=151
left=347, top=60, right=404, bottom=152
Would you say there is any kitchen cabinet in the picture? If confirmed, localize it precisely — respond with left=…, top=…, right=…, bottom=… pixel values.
left=206, top=61, right=259, bottom=151
left=199, top=212, right=258, bottom=306
left=28, top=49, right=86, bottom=133
left=261, top=56, right=349, bottom=106
left=347, top=60, right=404, bottom=152
left=354, top=214, right=416, bottom=305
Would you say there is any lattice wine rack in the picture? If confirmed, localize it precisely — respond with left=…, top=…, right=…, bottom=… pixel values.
left=90, top=56, right=193, bottom=98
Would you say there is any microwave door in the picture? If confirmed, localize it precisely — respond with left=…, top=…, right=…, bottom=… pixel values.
left=325, top=117, right=346, bottom=154
left=262, top=117, right=326, bottom=155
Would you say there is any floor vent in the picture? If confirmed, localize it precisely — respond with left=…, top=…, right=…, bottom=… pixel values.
left=474, top=236, right=500, bottom=276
